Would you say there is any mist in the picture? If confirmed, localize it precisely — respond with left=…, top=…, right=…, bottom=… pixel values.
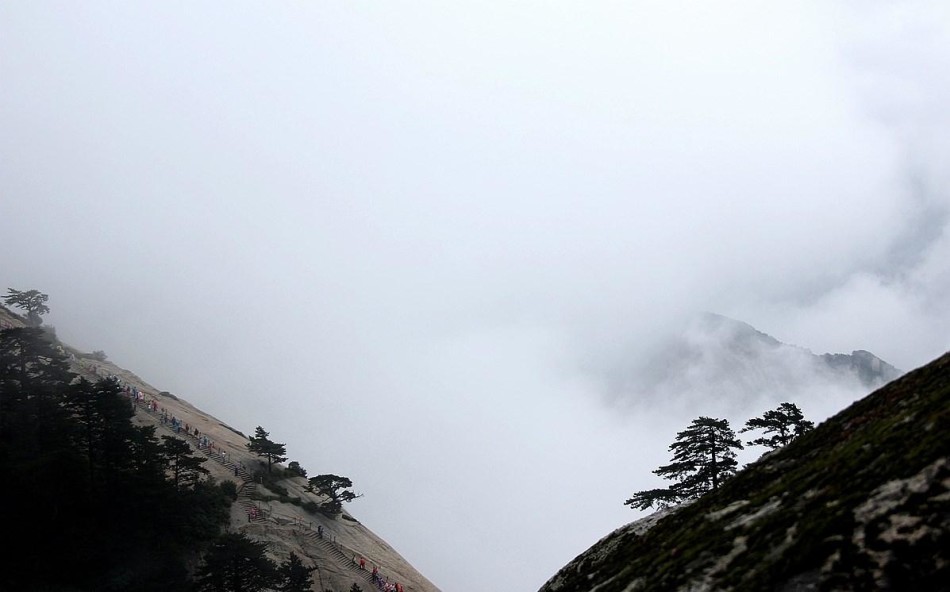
left=2, top=2, right=949, bottom=591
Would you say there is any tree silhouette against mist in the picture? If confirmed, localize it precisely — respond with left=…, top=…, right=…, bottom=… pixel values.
left=3, top=288, right=50, bottom=326
left=626, top=416, right=743, bottom=511
left=741, top=402, right=814, bottom=450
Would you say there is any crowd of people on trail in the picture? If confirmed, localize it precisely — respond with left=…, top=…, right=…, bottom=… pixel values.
left=119, top=383, right=238, bottom=464
left=25, top=346, right=247, bottom=481
left=120, top=386, right=264, bottom=521
left=354, top=555, right=406, bottom=592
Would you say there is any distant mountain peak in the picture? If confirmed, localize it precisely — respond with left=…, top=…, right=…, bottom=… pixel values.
left=821, top=349, right=902, bottom=387
left=601, top=313, right=903, bottom=416
left=694, top=312, right=902, bottom=385
left=694, top=312, right=786, bottom=350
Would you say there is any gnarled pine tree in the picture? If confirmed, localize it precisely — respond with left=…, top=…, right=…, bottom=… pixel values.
left=626, top=416, right=743, bottom=511
left=246, top=426, right=288, bottom=473
left=3, top=288, right=50, bottom=326
left=741, top=402, right=814, bottom=450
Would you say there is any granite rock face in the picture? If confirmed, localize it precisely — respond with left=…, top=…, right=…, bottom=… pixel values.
left=540, top=351, right=950, bottom=592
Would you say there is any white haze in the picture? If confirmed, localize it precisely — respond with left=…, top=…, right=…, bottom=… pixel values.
left=1, top=2, right=949, bottom=591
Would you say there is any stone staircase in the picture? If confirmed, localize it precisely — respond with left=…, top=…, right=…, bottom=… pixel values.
left=237, top=481, right=267, bottom=522
left=304, top=531, right=378, bottom=589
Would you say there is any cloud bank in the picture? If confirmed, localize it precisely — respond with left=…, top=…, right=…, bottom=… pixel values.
left=1, top=2, right=948, bottom=591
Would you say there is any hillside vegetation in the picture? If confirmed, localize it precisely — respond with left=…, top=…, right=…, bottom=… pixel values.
left=541, top=351, right=949, bottom=591
left=0, top=304, right=441, bottom=592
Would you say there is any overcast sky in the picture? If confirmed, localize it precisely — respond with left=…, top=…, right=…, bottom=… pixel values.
left=2, top=2, right=949, bottom=591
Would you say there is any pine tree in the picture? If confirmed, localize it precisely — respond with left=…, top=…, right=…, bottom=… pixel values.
left=246, top=426, right=288, bottom=473
left=0, top=327, right=229, bottom=590
left=741, top=402, right=814, bottom=450
left=161, top=435, right=211, bottom=491
left=626, top=416, right=743, bottom=511
left=3, top=288, right=50, bottom=326
left=194, top=532, right=279, bottom=592
left=276, top=552, right=316, bottom=592
left=65, top=377, right=140, bottom=487
left=307, top=474, right=363, bottom=515
left=0, top=327, right=73, bottom=451
left=287, top=460, right=307, bottom=478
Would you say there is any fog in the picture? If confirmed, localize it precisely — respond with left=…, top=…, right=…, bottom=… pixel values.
left=1, top=2, right=948, bottom=591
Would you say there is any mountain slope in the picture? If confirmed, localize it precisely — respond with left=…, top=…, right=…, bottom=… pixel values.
left=0, top=305, right=441, bottom=592
left=540, top=350, right=950, bottom=592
